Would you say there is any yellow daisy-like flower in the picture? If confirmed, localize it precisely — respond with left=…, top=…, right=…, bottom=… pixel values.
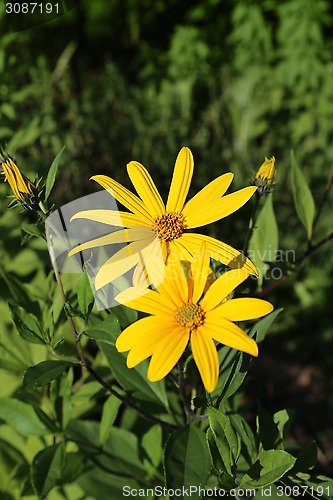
left=69, top=147, right=258, bottom=290
left=1, top=154, right=38, bottom=209
left=115, top=248, right=273, bottom=393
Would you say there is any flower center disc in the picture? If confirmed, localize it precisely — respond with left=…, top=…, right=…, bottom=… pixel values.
left=176, top=303, right=205, bottom=330
left=153, top=212, right=187, bottom=242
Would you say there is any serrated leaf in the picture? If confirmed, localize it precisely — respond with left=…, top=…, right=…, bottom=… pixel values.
left=99, top=395, right=122, bottom=445
left=22, top=360, right=72, bottom=391
left=290, top=151, right=315, bottom=240
left=9, top=304, right=46, bottom=345
left=45, top=146, right=65, bottom=201
left=31, top=443, right=65, bottom=497
left=240, top=450, right=296, bottom=488
left=0, top=397, right=50, bottom=436
left=164, top=426, right=210, bottom=499
left=85, top=313, right=121, bottom=344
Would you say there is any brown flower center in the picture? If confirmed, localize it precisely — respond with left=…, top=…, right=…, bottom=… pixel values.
left=176, top=303, right=205, bottom=330
left=153, top=212, right=187, bottom=242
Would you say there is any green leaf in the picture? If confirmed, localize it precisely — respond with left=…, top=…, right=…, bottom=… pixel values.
left=207, top=408, right=240, bottom=475
left=240, top=450, right=296, bottom=488
left=273, top=409, right=295, bottom=438
left=22, top=360, right=72, bottom=391
left=99, top=341, right=169, bottom=408
left=290, top=442, right=317, bottom=475
left=164, top=426, right=211, bottom=498
left=67, top=420, right=146, bottom=478
left=9, top=304, right=46, bottom=345
left=257, top=403, right=283, bottom=450
left=85, top=313, right=121, bottom=344
left=31, top=443, right=65, bottom=497
left=249, top=308, right=284, bottom=343
left=248, top=194, right=279, bottom=282
left=51, top=368, right=73, bottom=430
left=229, top=414, right=256, bottom=465
left=61, top=452, right=87, bottom=484
left=290, top=150, right=315, bottom=239
left=45, top=146, right=65, bottom=202
left=297, top=474, right=333, bottom=500
left=0, top=397, right=50, bottom=436
left=142, top=424, right=162, bottom=469
left=21, top=223, right=45, bottom=240
left=99, top=395, right=122, bottom=445
left=77, top=271, right=94, bottom=318
left=112, top=304, right=138, bottom=328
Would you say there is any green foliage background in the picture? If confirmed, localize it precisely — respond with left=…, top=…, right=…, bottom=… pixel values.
left=0, top=0, right=333, bottom=498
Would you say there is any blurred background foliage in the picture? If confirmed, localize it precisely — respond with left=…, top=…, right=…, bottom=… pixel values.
left=0, top=0, right=333, bottom=494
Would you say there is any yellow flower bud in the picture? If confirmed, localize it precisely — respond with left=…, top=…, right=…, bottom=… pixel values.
left=254, top=156, right=276, bottom=196
left=1, top=154, right=39, bottom=209
left=256, top=156, right=276, bottom=184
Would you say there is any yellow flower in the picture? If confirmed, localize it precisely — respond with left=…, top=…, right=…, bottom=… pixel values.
left=255, top=156, right=276, bottom=195
left=115, top=247, right=273, bottom=393
left=1, top=154, right=38, bottom=209
left=69, top=147, right=258, bottom=290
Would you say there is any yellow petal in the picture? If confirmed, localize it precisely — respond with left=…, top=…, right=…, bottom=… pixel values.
left=214, top=298, right=274, bottom=321
left=127, top=319, right=180, bottom=368
left=164, top=248, right=188, bottom=303
left=184, top=186, right=257, bottom=228
left=115, top=316, right=175, bottom=366
left=182, top=172, right=234, bottom=216
left=94, top=238, right=153, bottom=290
left=145, top=254, right=178, bottom=303
left=166, top=147, right=194, bottom=212
left=172, top=238, right=195, bottom=261
left=91, top=175, right=153, bottom=223
left=204, top=317, right=258, bottom=357
left=71, top=209, right=150, bottom=227
left=191, top=328, right=219, bottom=393
left=147, top=326, right=189, bottom=381
left=127, top=161, right=165, bottom=216
left=187, top=244, right=211, bottom=303
left=115, top=287, right=175, bottom=316
left=201, top=268, right=250, bottom=311
left=180, top=233, right=258, bottom=277
left=68, top=227, right=154, bottom=257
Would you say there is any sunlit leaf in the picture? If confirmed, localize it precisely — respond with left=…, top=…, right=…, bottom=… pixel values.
left=290, top=151, right=315, bottom=240
left=45, top=146, right=65, bottom=202
left=240, top=450, right=296, bottom=488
